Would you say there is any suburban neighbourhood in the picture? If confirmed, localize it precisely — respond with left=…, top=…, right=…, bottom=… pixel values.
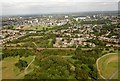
left=0, top=0, right=119, bottom=80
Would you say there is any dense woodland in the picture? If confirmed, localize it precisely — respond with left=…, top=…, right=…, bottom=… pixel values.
left=2, top=46, right=107, bottom=80
left=2, top=41, right=118, bottom=79
left=25, top=47, right=103, bottom=80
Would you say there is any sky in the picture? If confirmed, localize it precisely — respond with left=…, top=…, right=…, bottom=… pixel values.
left=0, top=0, right=119, bottom=16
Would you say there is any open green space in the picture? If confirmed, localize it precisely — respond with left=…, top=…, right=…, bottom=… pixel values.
left=2, top=55, right=35, bottom=79
left=97, top=53, right=119, bottom=79
left=113, top=71, right=120, bottom=79
left=2, top=46, right=118, bottom=80
left=2, top=56, right=19, bottom=79
left=5, top=33, right=55, bottom=48
left=24, top=26, right=54, bottom=31
left=24, top=47, right=104, bottom=79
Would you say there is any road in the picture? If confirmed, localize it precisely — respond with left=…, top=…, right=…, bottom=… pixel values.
left=3, top=47, right=99, bottom=51
left=3, top=46, right=102, bottom=51
left=3, top=47, right=76, bottom=50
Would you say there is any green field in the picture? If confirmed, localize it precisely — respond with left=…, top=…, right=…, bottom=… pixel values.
left=24, top=26, right=53, bottom=31
left=5, top=33, right=55, bottom=48
left=2, top=49, right=75, bottom=79
left=97, top=53, right=119, bottom=79
left=2, top=47, right=113, bottom=79
left=2, top=56, right=34, bottom=79
left=113, top=71, right=120, bottom=79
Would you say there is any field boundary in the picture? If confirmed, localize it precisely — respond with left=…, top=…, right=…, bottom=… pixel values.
left=96, top=53, right=118, bottom=79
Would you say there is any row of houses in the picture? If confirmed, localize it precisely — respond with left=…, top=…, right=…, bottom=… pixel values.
left=98, top=36, right=119, bottom=43
left=53, top=37, right=95, bottom=48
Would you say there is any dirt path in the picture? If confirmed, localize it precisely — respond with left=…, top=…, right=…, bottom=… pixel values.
left=37, top=48, right=76, bottom=50
left=4, top=47, right=76, bottom=50
left=108, top=68, right=120, bottom=80
left=4, top=47, right=99, bottom=51
left=24, top=56, right=36, bottom=74
left=32, top=42, right=38, bottom=47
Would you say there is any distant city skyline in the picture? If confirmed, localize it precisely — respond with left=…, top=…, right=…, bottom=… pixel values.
left=0, top=0, right=119, bottom=16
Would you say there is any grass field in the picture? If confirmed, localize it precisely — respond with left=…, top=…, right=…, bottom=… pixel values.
left=2, top=56, right=19, bottom=79
left=5, top=35, right=53, bottom=47
left=2, top=56, right=34, bottom=79
left=97, top=53, right=119, bottom=79
left=113, top=71, right=120, bottom=79
left=24, top=26, right=53, bottom=31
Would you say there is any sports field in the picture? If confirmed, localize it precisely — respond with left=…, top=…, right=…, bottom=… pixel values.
left=97, top=53, right=119, bottom=79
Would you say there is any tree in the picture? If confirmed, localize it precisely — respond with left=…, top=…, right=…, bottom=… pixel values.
left=15, top=59, right=28, bottom=71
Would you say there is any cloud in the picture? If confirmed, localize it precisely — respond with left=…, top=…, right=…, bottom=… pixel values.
left=0, top=0, right=119, bottom=3
left=1, top=1, right=118, bottom=16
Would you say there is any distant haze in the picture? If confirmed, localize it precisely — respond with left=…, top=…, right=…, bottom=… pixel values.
left=0, top=0, right=119, bottom=16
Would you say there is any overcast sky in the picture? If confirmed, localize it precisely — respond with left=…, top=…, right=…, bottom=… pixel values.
left=0, top=0, right=119, bottom=16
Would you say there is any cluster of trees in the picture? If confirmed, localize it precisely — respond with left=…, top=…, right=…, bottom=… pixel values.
left=25, top=56, right=74, bottom=79
left=39, top=49, right=74, bottom=56
left=34, top=49, right=75, bottom=63
left=3, top=25, right=15, bottom=29
left=93, top=24, right=119, bottom=37
left=7, top=32, right=43, bottom=44
left=24, top=49, right=75, bottom=79
left=72, top=46, right=103, bottom=80
left=80, top=20, right=106, bottom=25
left=24, top=47, right=104, bottom=80
left=2, top=49, right=34, bottom=59
left=7, top=33, right=56, bottom=48
left=2, top=45, right=106, bottom=80
left=86, top=39, right=106, bottom=47
left=15, top=59, right=28, bottom=71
